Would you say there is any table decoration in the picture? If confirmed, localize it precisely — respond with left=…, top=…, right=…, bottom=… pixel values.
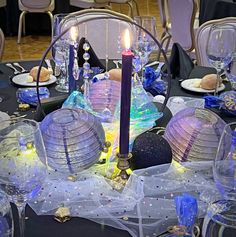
left=16, top=87, right=50, bottom=106
left=204, top=91, right=236, bottom=116
left=0, top=111, right=10, bottom=129
left=164, top=108, right=226, bottom=165
left=143, top=66, right=167, bottom=96
left=130, top=132, right=172, bottom=170
left=39, top=108, right=106, bottom=174
left=88, top=79, right=121, bottom=122
left=175, top=194, right=198, bottom=234
left=31, top=12, right=181, bottom=236
left=29, top=160, right=220, bottom=237
left=0, top=190, right=13, bottom=237
left=0, top=119, right=47, bottom=237
left=68, top=26, right=79, bottom=93
left=166, top=96, right=205, bottom=116
left=118, top=28, right=133, bottom=156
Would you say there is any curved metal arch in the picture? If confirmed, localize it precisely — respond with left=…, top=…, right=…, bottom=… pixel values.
left=36, top=14, right=171, bottom=117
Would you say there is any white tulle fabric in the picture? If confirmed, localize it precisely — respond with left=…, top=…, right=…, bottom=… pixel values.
left=29, top=160, right=219, bottom=237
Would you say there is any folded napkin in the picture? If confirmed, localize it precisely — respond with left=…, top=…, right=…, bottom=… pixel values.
left=168, top=43, right=194, bottom=79
left=77, top=37, right=106, bottom=71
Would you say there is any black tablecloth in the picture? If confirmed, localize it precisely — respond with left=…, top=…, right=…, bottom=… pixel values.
left=0, top=0, right=79, bottom=36
left=199, top=0, right=236, bottom=25
left=0, top=60, right=235, bottom=237
left=0, top=61, right=234, bottom=123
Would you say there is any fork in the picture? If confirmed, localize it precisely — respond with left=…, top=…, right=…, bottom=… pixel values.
left=113, top=60, right=122, bottom=68
left=13, top=62, right=28, bottom=73
left=45, top=59, right=53, bottom=74
left=5, top=63, right=21, bottom=74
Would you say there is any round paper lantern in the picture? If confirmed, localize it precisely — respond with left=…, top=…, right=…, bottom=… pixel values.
left=131, top=132, right=172, bottom=170
left=88, top=80, right=121, bottom=121
left=164, top=108, right=226, bottom=163
left=40, top=108, right=105, bottom=174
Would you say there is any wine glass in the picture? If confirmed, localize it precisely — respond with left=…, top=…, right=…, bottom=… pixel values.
left=205, top=122, right=236, bottom=233
left=134, top=16, right=157, bottom=59
left=206, top=24, right=236, bottom=95
left=0, top=191, right=14, bottom=237
left=52, top=13, right=70, bottom=92
left=226, top=54, right=236, bottom=90
left=133, top=16, right=158, bottom=82
left=0, top=119, right=47, bottom=237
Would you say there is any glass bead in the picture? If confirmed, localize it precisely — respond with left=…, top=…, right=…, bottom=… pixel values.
left=83, top=52, right=90, bottom=61
left=83, top=62, right=90, bottom=70
left=102, top=108, right=112, bottom=120
left=132, top=56, right=142, bottom=73
left=83, top=42, right=90, bottom=51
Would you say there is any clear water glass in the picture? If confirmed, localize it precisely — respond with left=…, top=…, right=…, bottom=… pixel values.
left=0, top=191, right=13, bottom=237
left=226, top=55, right=236, bottom=90
left=134, top=16, right=157, bottom=54
left=133, top=16, right=158, bottom=81
left=204, top=122, right=236, bottom=235
left=206, top=24, right=236, bottom=95
left=0, top=119, right=47, bottom=237
left=52, top=13, right=70, bottom=92
left=214, top=122, right=236, bottom=200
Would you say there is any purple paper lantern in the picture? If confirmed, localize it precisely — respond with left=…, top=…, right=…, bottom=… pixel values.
left=164, top=108, right=226, bottom=163
left=88, top=80, right=121, bottom=120
left=40, top=108, right=105, bottom=174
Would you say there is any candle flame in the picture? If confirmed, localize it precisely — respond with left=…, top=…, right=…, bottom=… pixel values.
left=70, top=26, right=79, bottom=42
left=124, top=29, right=131, bottom=49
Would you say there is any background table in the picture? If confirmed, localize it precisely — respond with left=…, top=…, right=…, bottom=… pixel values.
left=199, top=0, right=236, bottom=25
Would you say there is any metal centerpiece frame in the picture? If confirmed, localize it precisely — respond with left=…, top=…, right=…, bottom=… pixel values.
left=35, top=13, right=172, bottom=178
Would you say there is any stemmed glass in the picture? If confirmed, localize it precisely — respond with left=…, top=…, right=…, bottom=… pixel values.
left=0, top=119, right=47, bottom=237
left=52, top=14, right=70, bottom=92
left=226, top=54, right=236, bottom=90
left=0, top=191, right=14, bottom=237
left=205, top=122, right=236, bottom=234
left=206, top=24, right=236, bottom=95
left=133, top=16, right=158, bottom=82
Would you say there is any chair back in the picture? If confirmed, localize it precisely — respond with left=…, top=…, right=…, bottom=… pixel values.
left=18, top=0, right=54, bottom=12
left=167, top=0, right=197, bottom=52
left=0, top=0, right=6, bottom=8
left=70, top=0, right=108, bottom=9
left=0, top=28, right=4, bottom=61
left=157, top=0, right=169, bottom=29
left=60, top=9, right=133, bottom=59
left=195, top=17, right=236, bottom=67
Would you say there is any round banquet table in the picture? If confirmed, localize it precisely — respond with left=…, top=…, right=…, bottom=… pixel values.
left=0, top=60, right=234, bottom=123
left=199, top=0, right=236, bottom=25
left=0, top=60, right=235, bottom=237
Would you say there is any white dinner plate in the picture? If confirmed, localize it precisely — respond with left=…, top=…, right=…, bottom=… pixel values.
left=181, top=78, right=225, bottom=93
left=12, top=73, right=57, bottom=87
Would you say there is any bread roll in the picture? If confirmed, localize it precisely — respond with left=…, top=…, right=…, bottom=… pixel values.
left=108, top=68, right=122, bottom=82
left=200, top=74, right=221, bottom=90
left=29, top=66, right=51, bottom=82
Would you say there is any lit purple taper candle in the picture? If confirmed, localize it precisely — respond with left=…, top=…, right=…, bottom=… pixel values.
left=119, top=29, right=133, bottom=156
